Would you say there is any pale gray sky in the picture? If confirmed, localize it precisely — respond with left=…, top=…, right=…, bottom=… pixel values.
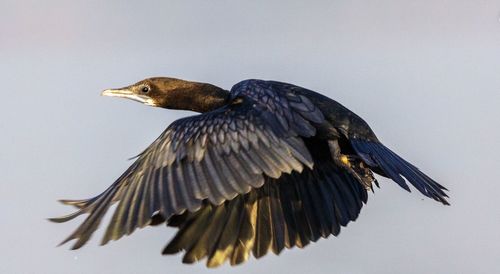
left=1, top=1, right=500, bottom=273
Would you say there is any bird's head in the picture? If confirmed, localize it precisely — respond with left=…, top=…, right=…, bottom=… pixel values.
left=101, top=77, right=184, bottom=107
left=101, top=77, right=228, bottom=112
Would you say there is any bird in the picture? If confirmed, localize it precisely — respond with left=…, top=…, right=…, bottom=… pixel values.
left=50, top=77, right=449, bottom=267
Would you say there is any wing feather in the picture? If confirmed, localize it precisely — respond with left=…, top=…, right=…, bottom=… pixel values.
left=52, top=82, right=324, bottom=249
left=164, top=161, right=368, bottom=267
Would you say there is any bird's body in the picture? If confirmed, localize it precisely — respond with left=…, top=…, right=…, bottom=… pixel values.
left=52, top=77, right=448, bottom=267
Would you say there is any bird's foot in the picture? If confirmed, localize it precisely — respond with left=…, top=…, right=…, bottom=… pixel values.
left=328, top=140, right=375, bottom=190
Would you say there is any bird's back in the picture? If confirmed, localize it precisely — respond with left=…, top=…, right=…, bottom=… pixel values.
left=237, top=79, right=379, bottom=141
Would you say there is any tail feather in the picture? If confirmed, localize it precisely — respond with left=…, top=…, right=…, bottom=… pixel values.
left=350, top=139, right=449, bottom=205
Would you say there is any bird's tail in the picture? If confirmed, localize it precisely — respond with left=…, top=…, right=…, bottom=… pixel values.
left=350, top=139, right=449, bottom=205
left=162, top=162, right=368, bottom=267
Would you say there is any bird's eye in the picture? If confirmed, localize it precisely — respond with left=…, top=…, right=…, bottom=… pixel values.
left=141, top=86, right=150, bottom=93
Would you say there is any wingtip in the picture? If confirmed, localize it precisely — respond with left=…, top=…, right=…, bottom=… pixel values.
left=56, top=240, right=67, bottom=248
left=48, top=216, right=72, bottom=223
left=207, top=259, right=225, bottom=268
left=100, top=232, right=117, bottom=247
left=47, top=210, right=84, bottom=223
left=57, top=234, right=75, bottom=248
left=161, top=244, right=180, bottom=255
left=58, top=199, right=91, bottom=209
left=47, top=217, right=62, bottom=223
left=54, top=236, right=83, bottom=250
left=100, top=238, right=110, bottom=247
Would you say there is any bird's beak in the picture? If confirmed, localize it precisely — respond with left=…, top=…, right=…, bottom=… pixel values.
left=101, top=88, right=157, bottom=106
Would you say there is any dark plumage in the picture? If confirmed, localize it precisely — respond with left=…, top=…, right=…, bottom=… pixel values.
left=51, top=77, right=449, bottom=267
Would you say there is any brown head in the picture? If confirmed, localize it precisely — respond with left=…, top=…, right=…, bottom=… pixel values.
left=102, top=77, right=229, bottom=113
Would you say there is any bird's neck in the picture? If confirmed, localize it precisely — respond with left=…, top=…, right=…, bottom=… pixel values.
left=161, top=81, right=229, bottom=113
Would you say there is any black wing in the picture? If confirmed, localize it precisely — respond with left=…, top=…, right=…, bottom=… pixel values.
left=51, top=81, right=325, bottom=249
left=163, top=160, right=368, bottom=267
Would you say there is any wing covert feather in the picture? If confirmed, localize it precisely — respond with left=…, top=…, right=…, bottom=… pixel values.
left=51, top=81, right=325, bottom=249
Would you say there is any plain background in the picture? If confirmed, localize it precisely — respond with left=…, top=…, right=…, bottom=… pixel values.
left=1, top=1, right=500, bottom=273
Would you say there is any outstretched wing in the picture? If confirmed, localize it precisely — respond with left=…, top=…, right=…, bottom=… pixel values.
left=163, top=161, right=368, bottom=267
left=51, top=81, right=325, bottom=249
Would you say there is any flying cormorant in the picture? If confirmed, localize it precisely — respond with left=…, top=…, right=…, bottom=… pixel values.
left=51, top=77, right=449, bottom=267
